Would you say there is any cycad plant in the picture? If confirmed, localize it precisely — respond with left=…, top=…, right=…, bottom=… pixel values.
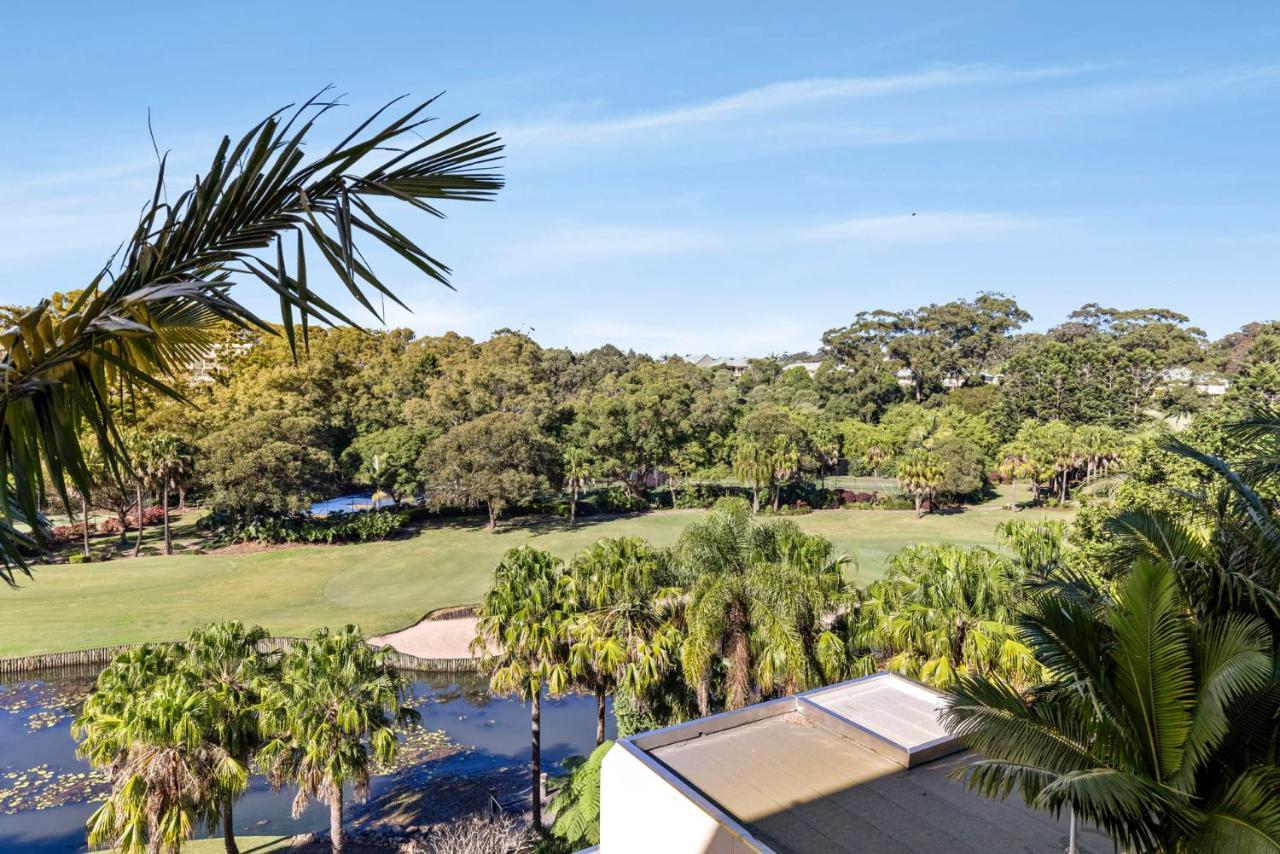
left=0, top=91, right=502, bottom=582
left=472, top=546, right=579, bottom=831
left=567, top=537, right=683, bottom=745
left=257, top=625, right=414, bottom=854
left=548, top=740, right=613, bottom=849
left=675, top=499, right=849, bottom=713
left=944, top=558, right=1280, bottom=852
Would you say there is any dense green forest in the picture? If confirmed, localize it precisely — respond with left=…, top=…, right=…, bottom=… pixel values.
left=11, top=292, right=1275, bottom=540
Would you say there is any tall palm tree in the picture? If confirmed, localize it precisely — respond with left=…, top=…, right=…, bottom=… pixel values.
left=674, top=499, right=849, bottom=714
left=732, top=439, right=772, bottom=514
left=853, top=543, right=1041, bottom=690
left=257, top=626, right=414, bottom=854
left=472, top=546, right=578, bottom=831
left=944, top=558, right=1280, bottom=852
left=182, top=621, right=276, bottom=854
left=563, top=446, right=592, bottom=527
left=862, top=444, right=888, bottom=495
left=567, top=537, right=682, bottom=745
left=896, top=448, right=944, bottom=518
left=0, top=92, right=502, bottom=582
left=75, top=643, right=251, bottom=854
left=137, top=431, right=185, bottom=555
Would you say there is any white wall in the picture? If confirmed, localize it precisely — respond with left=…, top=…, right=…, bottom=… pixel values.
left=600, top=743, right=766, bottom=854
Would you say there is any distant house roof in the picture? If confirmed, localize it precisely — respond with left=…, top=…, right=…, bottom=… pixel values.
left=603, top=673, right=1111, bottom=853
left=692, top=354, right=750, bottom=371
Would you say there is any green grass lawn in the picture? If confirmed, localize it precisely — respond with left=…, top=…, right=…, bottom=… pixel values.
left=1, top=492, right=1069, bottom=658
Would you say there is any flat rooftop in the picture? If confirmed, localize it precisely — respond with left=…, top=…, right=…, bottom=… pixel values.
left=625, top=673, right=1111, bottom=853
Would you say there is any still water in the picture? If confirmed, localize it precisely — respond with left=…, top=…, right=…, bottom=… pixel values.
left=0, top=668, right=613, bottom=853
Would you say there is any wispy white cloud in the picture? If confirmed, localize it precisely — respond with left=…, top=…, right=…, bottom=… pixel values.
left=485, top=211, right=1046, bottom=276
left=504, top=64, right=1097, bottom=147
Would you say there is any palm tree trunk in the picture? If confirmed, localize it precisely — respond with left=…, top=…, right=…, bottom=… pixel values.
left=915, top=492, right=924, bottom=519
left=161, top=488, right=172, bottom=555
left=222, top=796, right=240, bottom=854
left=595, top=687, right=607, bottom=746
left=81, top=496, right=91, bottom=557
left=329, top=785, right=344, bottom=854
left=751, top=483, right=759, bottom=514
left=772, top=480, right=780, bottom=513
left=531, top=689, right=543, bottom=832
left=1010, top=478, right=1017, bottom=511
left=1060, top=472, right=1068, bottom=503
left=132, top=482, right=144, bottom=557
left=569, top=481, right=578, bottom=527
left=487, top=501, right=498, bottom=530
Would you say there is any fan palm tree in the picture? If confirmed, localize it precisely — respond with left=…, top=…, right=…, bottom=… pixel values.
left=75, top=643, right=248, bottom=854
left=563, top=446, right=592, bottom=527
left=732, top=439, right=772, bottom=514
left=567, top=537, right=682, bottom=745
left=137, top=431, right=188, bottom=555
left=182, top=621, right=276, bottom=854
left=471, top=546, right=578, bottom=831
left=257, top=626, right=414, bottom=854
left=896, top=448, right=944, bottom=518
left=853, top=543, right=1041, bottom=690
left=862, top=443, right=888, bottom=495
left=674, top=499, right=849, bottom=714
left=0, top=91, right=502, bottom=583
left=944, top=558, right=1280, bottom=853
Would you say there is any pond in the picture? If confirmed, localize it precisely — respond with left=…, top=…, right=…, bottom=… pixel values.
left=0, top=668, right=613, bottom=853
left=308, top=494, right=399, bottom=516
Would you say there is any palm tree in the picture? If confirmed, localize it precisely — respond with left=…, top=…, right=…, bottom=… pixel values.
left=472, top=546, right=578, bottom=831
left=568, top=537, right=682, bottom=745
left=732, top=439, right=772, bottom=514
left=853, top=543, right=1041, bottom=689
left=563, top=446, right=592, bottom=527
left=995, top=447, right=1037, bottom=511
left=944, top=558, right=1280, bottom=852
left=138, top=431, right=188, bottom=555
left=1, top=92, right=502, bottom=583
left=862, top=444, right=888, bottom=495
left=75, top=643, right=253, bottom=854
left=896, top=448, right=944, bottom=518
left=182, top=621, right=276, bottom=854
left=257, top=626, right=414, bottom=854
left=674, top=499, right=849, bottom=714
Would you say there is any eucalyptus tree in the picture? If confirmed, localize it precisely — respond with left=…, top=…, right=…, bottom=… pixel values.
left=257, top=626, right=414, bottom=854
left=896, top=448, right=945, bottom=518
left=674, top=499, right=849, bottom=713
left=945, top=558, right=1280, bottom=852
left=472, top=546, right=579, bottom=831
left=0, top=91, right=502, bottom=582
left=567, top=537, right=682, bottom=745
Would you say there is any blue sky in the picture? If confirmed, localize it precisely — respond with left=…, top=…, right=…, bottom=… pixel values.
left=3, top=2, right=1279, bottom=355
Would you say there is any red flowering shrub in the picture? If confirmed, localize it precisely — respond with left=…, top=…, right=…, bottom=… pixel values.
left=97, top=506, right=168, bottom=534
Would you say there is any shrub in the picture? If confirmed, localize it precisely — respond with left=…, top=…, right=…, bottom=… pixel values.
left=198, top=508, right=409, bottom=545
left=49, top=523, right=89, bottom=544
left=97, top=506, right=168, bottom=534
left=595, top=486, right=641, bottom=514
